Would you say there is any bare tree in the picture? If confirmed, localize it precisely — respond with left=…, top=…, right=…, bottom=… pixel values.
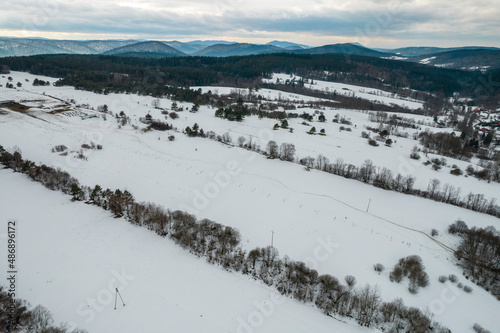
left=151, top=98, right=160, bottom=109
left=427, top=178, right=441, bottom=199
left=316, top=154, right=330, bottom=171
left=359, top=159, right=375, bottom=183
left=26, top=305, right=54, bottom=331
left=266, top=140, right=279, bottom=158
left=280, top=143, right=296, bottom=162
left=356, top=284, right=381, bottom=327
left=345, top=275, right=357, bottom=288
left=237, top=136, right=246, bottom=147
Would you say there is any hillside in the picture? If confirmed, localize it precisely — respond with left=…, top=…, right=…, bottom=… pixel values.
left=164, top=41, right=206, bottom=54
left=292, top=43, right=392, bottom=58
left=0, top=71, right=499, bottom=332
left=193, top=43, right=284, bottom=57
left=0, top=38, right=138, bottom=56
left=383, top=46, right=500, bottom=58
left=103, top=41, right=187, bottom=57
left=408, top=49, right=500, bottom=71
left=0, top=53, right=480, bottom=99
left=266, top=40, right=309, bottom=49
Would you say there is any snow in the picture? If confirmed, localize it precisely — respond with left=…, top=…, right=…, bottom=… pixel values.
left=382, top=56, right=408, bottom=61
left=193, top=86, right=327, bottom=103
left=0, top=169, right=367, bottom=333
left=1, top=71, right=500, bottom=332
left=263, top=73, right=424, bottom=110
left=420, top=57, right=436, bottom=64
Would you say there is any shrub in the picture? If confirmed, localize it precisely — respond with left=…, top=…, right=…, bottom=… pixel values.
left=410, top=153, right=420, bottom=160
left=432, top=163, right=442, bottom=171
left=450, top=168, right=463, bottom=176
left=368, top=139, right=379, bottom=147
left=463, top=285, right=473, bottom=293
left=374, top=263, right=385, bottom=274
left=431, top=229, right=439, bottom=237
left=52, top=145, right=67, bottom=153
left=473, top=323, right=491, bottom=333
left=448, top=274, right=458, bottom=283
left=149, top=120, right=173, bottom=131
left=438, top=275, right=448, bottom=283
left=408, top=280, right=419, bottom=294
left=448, top=220, right=468, bottom=235
left=389, top=266, right=403, bottom=283
left=170, top=112, right=179, bottom=119
left=389, top=255, right=429, bottom=293
left=168, top=135, right=175, bottom=141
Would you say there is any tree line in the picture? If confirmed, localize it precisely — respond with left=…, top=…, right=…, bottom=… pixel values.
left=0, top=53, right=486, bottom=98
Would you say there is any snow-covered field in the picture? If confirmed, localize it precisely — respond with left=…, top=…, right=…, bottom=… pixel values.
left=0, top=169, right=368, bottom=333
left=264, top=73, right=424, bottom=110
left=1, top=71, right=500, bottom=332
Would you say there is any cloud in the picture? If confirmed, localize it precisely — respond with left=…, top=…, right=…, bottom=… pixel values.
left=1, top=0, right=498, bottom=47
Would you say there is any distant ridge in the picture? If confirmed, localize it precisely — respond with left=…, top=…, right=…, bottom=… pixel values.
left=1, top=37, right=499, bottom=71
left=186, top=40, right=236, bottom=46
left=0, top=38, right=138, bottom=56
left=102, top=41, right=187, bottom=57
left=266, top=40, right=309, bottom=49
left=163, top=41, right=205, bottom=54
left=406, top=49, right=500, bottom=71
left=381, top=46, right=500, bottom=57
left=291, top=43, right=394, bottom=58
left=193, top=43, right=284, bottom=57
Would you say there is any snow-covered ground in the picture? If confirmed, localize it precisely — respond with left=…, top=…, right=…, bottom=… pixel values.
left=1, top=71, right=500, bottom=332
left=0, top=169, right=368, bottom=333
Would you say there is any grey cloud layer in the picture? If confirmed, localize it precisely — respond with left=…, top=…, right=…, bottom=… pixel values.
left=2, top=0, right=499, bottom=45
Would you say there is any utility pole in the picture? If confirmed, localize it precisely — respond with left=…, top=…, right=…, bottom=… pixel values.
left=366, top=199, right=371, bottom=213
left=271, top=231, right=274, bottom=248
left=114, top=288, right=125, bottom=310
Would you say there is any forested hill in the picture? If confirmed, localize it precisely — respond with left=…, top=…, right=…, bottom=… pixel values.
left=1, top=53, right=496, bottom=104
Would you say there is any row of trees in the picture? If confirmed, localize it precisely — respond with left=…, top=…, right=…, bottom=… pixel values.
left=0, top=145, right=451, bottom=332
left=419, top=131, right=475, bottom=159
left=214, top=100, right=249, bottom=121
left=32, top=78, right=51, bottom=86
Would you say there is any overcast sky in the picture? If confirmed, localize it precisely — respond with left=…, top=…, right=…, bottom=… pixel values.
left=1, top=0, right=499, bottom=48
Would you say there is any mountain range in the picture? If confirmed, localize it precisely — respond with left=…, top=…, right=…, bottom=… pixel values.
left=1, top=37, right=499, bottom=71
